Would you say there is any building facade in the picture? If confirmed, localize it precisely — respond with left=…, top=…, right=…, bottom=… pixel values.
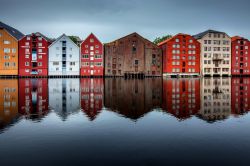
left=49, top=34, right=80, bottom=76
left=194, top=30, right=231, bottom=76
left=158, top=34, right=200, bottom=77
left=231, top=36, right=250, bottom=76
left=0, top=22, right=24, bottom=75
left=104, top=33, right=162, bottom=77
left=19, top=33, right=51, bottom=76
left=80, top=33, right=104, bottom=77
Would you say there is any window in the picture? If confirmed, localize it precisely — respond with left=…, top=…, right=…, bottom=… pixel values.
left=70, top=62, right=75, bottom=66
left=4, top=55, right=10, bottom=59
left=25, top=69, right=29, bottom=73
left=38, top=62, right=42, bottom=66
left=38, top=37, right=42, bottom=41
left=95, top=55, right=102, bottom=59
left=25, top=54, right=29, bottom=58
left=56, top=47, right=59, bottom=50
left=4, top=48, right=10, bottom=53
left=82, top=55, right=89, bottom=58
left=135, top=60, right=139, bottom=65
left=25, top=62, right=29, bottom=66
left=0, top=33, right=2, bottom=37
left=53, top=62, right=59, bottom=65
left=38, top=49, right=42, bottom=53
left=38, top=55, right=42, bottom=59
left=95, top=45, right=99, bottom=48
left=85, top=45, right=88, bottom=48
left=175, top=38, right=179, bottom=42
left=90, top=38, right=94, bottom=42
left=69, top=47, right=72, bottom=51
left=25, top=48, right=30, bottom=54
left=4, top=40, right=10, bottom=44
left=12, top=48, right=16, bottom=53
left=38, top=43, right=42, bottom=47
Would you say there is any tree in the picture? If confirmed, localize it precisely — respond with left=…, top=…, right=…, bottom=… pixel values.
left=153, top=35, right=173, bottom=45
left=68, top=36, right=82, bottom=46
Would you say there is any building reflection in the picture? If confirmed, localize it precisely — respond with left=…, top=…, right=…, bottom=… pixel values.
left=162, top=78, right=200, bottom=120
left=199, top=78, right=231, bottom=122
left=18, top=78, right=49, bottom=120
left=80, top=79, right=104, bottom=121
left=49, top=79, right=80, bottom=120
left=104, top=78, right=162, bottom=120
left=231, top=78, right=250, bottom=115
left=0, top=79, right=20, bottom=131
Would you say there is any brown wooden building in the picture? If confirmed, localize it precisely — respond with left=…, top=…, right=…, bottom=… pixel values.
left=104, top=33, right=162, bottom=77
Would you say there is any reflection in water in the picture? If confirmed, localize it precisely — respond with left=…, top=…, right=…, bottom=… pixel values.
left=231, top=78, right=250, bottom=116
left=0, top=77, right=250, bottom=127
left=0, top=79, right=19, bottom=131
left=162, top=78, right=200, bottom=120
left=199, top=77, right=231, bottom=122
left=18, top=79, right=49, bottom=120
left=49, top=79, right=80, bottom=120
left=80, top=79, right=104, bottom=121
left=104, top=78, right=162, bottom=120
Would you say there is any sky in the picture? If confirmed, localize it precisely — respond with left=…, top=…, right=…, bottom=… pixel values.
left=1, top=0, right=250, bottom=42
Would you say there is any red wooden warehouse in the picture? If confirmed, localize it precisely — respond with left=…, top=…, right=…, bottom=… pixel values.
left=158, top=34, right=200, bottom=77
left=231, top=36, right=250, bottom=76
left=18, top=32, right=51, bottom=76
left=80, top=33, right=104, bottom=77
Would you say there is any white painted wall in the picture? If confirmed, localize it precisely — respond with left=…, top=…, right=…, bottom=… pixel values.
left=49, top=34, right=80, bottom=76
left=198, top=33, right=231, bottom=76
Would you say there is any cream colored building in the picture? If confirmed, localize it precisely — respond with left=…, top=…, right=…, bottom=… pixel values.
left=194, top=30, right=231, bottom=76
left=199, top=77, right=231, bottom=122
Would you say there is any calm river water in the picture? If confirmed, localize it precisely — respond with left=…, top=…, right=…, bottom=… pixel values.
left=0, top=78, right=250, bottom=165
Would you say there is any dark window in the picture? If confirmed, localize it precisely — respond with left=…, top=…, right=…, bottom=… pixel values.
left=135, top=60, right=139, bottom=65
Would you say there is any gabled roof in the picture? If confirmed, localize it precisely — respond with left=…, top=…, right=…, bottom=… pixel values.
left=0, top=21, right=24, bottom=40
left=158, top=33, right=191, bottom=46
left=49, top=34, right=79, bottom=48
left=193, top=29, right=227, bottom=39
left=231, top=36, right=249, bottom=42
left=81, top=33, right=103, bottom=46
left=22, top=32, right=52, bottom=42
left=105, top=32, right=159, bottom=48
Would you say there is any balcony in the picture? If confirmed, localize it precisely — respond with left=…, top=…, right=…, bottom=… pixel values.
left=212, top=56, right=223, bottom=61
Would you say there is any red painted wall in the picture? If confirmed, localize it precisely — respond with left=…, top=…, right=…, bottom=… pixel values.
left=18, top=78, right=49, bottom=118
left=231, top=37, right=250, bottom=75
left=80, top=78, right=104, bottom=120
left=80, top=33, right=104, bottom=76
left=231, top=78, right=250, bottom=115
left=159, top=34, right=200, bottom=75
left=162, top=79, right=200, bottom=120
left=19, top=33, right=50, bottom=76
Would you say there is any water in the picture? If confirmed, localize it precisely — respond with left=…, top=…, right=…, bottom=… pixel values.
left=0, top=77, right=250, bottom=165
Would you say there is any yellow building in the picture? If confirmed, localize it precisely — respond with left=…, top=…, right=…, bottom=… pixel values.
left=0, top=22, right=24, bottom=75
left=0, top=79, right=19, bottom=129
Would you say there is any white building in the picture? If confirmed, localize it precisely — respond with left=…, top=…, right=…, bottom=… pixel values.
left=49, top=79, right=80, bottom=120
left=194, top=30, right=231, bottom=76
left=49, top=34, right=80, bottom=76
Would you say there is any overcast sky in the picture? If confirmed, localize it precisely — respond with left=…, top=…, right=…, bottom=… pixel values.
left=1, top=0, right=250, bottom=42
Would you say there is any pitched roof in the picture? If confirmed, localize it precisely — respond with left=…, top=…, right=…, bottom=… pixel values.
left=193, top=29, right=226, bottom=39
left=105, top=32, right=159, bottom=48
left=49, top=34, right=79, bottom=48
left=0, top=21, right=24, bottom=40
left=231, top=36, right=249, bottom=42
left=25, top=32, right=52, bottom=42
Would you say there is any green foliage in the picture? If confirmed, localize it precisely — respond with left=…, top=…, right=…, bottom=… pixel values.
left=69, top=36, right=81, bottom=46
left=153, top=35, right=173, bottom=45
